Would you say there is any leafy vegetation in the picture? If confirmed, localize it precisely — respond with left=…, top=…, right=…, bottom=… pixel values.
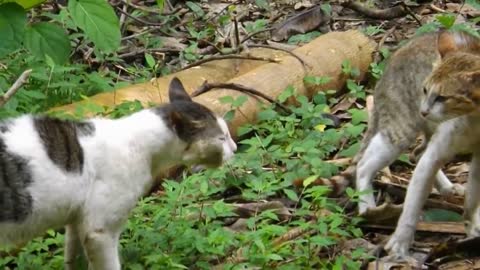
left=0, top=0, right=479, bottom=269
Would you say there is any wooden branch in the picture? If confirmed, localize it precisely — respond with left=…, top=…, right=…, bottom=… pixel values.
left=240, top=28, right=274, bottom=44
left=341, top=0, right=408, bottom=20
left=0, top=69, right=32, bottom=107
left=191, top=81, right=291, bottom=113
left=115, top=6, right=165, bottom=26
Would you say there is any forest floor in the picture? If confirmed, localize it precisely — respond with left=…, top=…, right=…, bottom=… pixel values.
left=1, top=0, right=480, bottom=269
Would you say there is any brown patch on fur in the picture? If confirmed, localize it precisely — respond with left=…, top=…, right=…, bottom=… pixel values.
left=425, top=50, right=480, bottom=116
left=438, top=30, right=480, bottom=58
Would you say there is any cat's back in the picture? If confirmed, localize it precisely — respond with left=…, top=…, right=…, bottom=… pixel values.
left=375, top=33, right=439, bottom=103
left=0, top=115, right=96, bottom=244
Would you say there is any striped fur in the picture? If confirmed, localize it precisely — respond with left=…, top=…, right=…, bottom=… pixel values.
left=0, top=77, right=237, bottom=269
left=338, top=30, right=480, bottom=215
left=386, top=44, right=480, bottom=260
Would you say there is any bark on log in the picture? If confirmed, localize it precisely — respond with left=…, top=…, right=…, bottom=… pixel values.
left=52, top=30, right=375, bottom=138
left=51, top=47, right=282, bottom=115
left=193, top=30, right=375, bottom=136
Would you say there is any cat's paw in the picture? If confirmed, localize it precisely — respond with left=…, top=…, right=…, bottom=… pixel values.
left=438, top=183, right=465, bottom=197
left=465, top=210, right=480, bottom=237
left=384, top=231, right=414, bottom=260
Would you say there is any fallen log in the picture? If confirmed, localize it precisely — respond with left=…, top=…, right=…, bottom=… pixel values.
left=52, top=30, right=375, bottom=137
left=192, top=30, right=375, bottom=135
left=50, top=47, right=284, bottom=115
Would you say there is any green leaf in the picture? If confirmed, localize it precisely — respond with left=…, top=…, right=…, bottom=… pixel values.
left=0, top=3, right=26, bottom=57
left=232, top=95, right=248, bottom=108
left=0, top=0, right=46, bottom=9
left=424, top=208, right=463, bottom=222
left=24, top=22, right=70, bottom=64
left=22, top=90, right=47, bottom=99
left=185, top=1, right=204, bottom=17
left=348, top=109, right=368, bottom=125
left=223, top=110, right=235, bottom=122
left=68, top=0, right=120, bottom=53
left=200, top=180, right=208, bottom=195
left=219, top=96, right=234, bottom=104
left=145, top=53, right=156, bottom=69
left=255, top=0, right=270, bottom=10
left=267, top=254, right=283, bottom=261
left=320, top=3, right=332, bottom=15
left=283, top=189, right=299, bottom=201
left=155, top=0, right=164, bottom=10
left=257, top=109, right=277, bottom=121
left=436, top=14, right=455, bottom=29
left=415, top=22, right=440, bottom=35
left=304, top=75, right=331, bottom=86
left=303, top=175, right=319, bottom=187
left=338, top=142, right=360, bottom=158
left=467, top=0, right=480, bottom=9
left=278, top=85, right=295, bottom=103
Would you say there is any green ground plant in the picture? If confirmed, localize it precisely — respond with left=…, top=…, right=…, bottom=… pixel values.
left=0, top=83, right=370, bottom=269
left=1, top=0, right=478, bottom=269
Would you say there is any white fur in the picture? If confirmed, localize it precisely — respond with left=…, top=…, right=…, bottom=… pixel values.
left=385, top=115, right=480, bottom=260
left=217, top=117, right=237, bottom=161
left=355, top=131, right=464, bottom=216
left=356, top=132, right=400, bottom=215
left=0, top=109, right=236, bottom=269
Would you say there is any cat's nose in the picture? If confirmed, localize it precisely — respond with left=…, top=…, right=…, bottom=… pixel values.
left=420, top=110, right=429, bottom=117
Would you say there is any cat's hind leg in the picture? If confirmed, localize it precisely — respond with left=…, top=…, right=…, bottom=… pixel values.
left=356, top=132, right=401, bottom=215
left=434, top=170, right=465, bottom=197
left=464, top=153, right=480, bottom=237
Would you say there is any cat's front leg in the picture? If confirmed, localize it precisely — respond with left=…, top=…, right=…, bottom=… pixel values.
left=81, top=227, right=121, bottom=270
left=65, top=224, right=82, bottom=270
left=464, top=153, right=480, bottom=237
left=385, top=134, right=453, bottom=259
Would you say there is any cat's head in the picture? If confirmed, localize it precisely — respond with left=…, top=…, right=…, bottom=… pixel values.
left=420, top=31, right=480, bottom=122
left=160, top=77, right=237, bottom=168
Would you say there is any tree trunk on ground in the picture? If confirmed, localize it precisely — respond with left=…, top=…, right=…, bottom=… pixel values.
left=52, top=30, right=375, bottom=137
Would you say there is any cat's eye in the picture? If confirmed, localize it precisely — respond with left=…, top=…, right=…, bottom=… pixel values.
left=423, top=87, right=428, bottom=94
left=434, top=96, right=447, bottom=103
left=219, top=137, right=226, bottom=142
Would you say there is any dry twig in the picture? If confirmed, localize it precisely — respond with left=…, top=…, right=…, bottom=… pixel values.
left=341, top=0, right=408, bottom=20
left=191, top=81, right=291, bottom=113
left=0, top=69, right=32, bottom=107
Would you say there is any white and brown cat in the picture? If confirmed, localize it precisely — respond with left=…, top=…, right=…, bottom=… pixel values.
left=0, top=77, right=237, bottom=269
left=385, top=31, right=480, bottom=259
left=335, top=30, right=480, bottom=217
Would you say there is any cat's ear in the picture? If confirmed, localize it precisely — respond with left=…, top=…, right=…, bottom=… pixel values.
left=169, top=77, right=192, bottom=103
left=438, top=30, right=480, bottom=59
left=438, top=31, right=458, bottom=58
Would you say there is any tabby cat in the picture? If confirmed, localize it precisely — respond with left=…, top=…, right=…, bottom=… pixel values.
left=386, top=35, right=480, bottom=259
left=0, top=77, right=237, bottom=269
left=338, top=30, right=480, bottom=216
